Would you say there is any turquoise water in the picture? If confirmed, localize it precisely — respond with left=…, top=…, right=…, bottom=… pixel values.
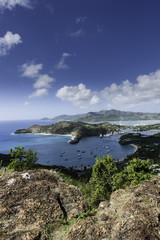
left=1, top=119, right=155, bottom=169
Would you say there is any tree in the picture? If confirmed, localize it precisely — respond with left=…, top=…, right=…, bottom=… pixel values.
left=113, top=158, right=154, bottom=190
left=8, top=146, right=38, bottom=171
left=89, top=154, right=118, bottom=204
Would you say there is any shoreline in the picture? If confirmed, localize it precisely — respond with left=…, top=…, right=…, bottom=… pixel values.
left=130, top=143, right=138, bottom=153
left=12, top=132, right=73, bottom=137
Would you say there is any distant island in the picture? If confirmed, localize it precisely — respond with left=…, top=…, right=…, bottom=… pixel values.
left=14, top=121, right=128, bottom=144
left=41, top=109, right=160, bottom=122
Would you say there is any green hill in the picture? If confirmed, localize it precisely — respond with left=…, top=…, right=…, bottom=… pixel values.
left=41, top=109, right=160, bottom=122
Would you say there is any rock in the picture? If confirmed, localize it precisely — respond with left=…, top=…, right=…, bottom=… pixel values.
left=68, top=177, right=160, bottom=240
left=14, top=128, right=32, bottom=134
left=0, top=169, right=89, bottom=240
left=69, top=138, right=80, bottom=144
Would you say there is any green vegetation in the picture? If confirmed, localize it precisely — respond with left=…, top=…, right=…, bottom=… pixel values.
left=113, top=158, right=154, bottom=190
left=80, top=155, right=155, bottom=207
left=8, top=146, right=38, bottom=171
left=0, top=153, right=11, bottom=167
left=89, top=155, right=118, bottom=204
left=77, top=208, right=97, bottom=220
left=119, top=133, right=160, bottom=164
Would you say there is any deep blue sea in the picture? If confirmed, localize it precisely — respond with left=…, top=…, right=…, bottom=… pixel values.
left=0, top=119, right=159, bottom=169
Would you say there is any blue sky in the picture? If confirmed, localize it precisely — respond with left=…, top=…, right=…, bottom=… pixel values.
left=1, top=0, right=160, bottom=120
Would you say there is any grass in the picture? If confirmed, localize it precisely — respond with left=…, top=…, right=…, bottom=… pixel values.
left=44, top=218, right=77, bottom=240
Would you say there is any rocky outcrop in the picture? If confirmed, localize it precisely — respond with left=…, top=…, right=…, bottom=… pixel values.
left=14, top=124, right=41, bottom=134
left=0, top=169, right=90, bottom=240
left=68, top=177, right=160, bottom=240
left=68, top=138, right=80, bottom=144
left=14, top=128, right=32, bottom=134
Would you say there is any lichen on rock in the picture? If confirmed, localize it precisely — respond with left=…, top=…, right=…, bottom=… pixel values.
left=67, top=177, right=160, bottom=240
left=0, top=169, right=89, bottom=240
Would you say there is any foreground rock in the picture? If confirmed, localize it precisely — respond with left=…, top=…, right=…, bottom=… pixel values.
left=0, top=169, right=89, bottom=240
left=68, top=177, right=160, bottom=240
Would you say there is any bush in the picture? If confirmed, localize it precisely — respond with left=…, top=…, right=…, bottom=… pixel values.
left=113, top=158, right=154, bottom=190
left=89, top=154, right=118, bottom=205
left=88, top=155, right=154, bottom=206
left=8, top=146, right=38, bottom=171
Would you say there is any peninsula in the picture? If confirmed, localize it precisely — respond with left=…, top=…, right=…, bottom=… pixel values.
left=14, top=121, right=127, bottom=143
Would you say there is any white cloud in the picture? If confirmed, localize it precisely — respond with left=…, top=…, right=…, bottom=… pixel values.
left=0, top=0, right=32, bottom=10
left=56, top=83, right=100, bottom=108
left=0, top=31, right=22, bottom=56
left=20, top=61, right=55, bottom=98
left=29, top=88, right=48, bottom=98
left=76, top=16, right=87, bottom=24
left=20, top=62, right=43, bottom=78
left=56, top=52, right=71, bottom=70
left=101, top=69, right=160, bottom=109
left=70, top=29, right=85, bottom=37
left=33, top=74, right=55, bottom=89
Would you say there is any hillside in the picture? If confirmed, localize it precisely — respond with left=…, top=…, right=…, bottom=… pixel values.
left=41, top=109, right=160, bottom=122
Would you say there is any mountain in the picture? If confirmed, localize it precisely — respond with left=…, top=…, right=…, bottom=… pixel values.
left=41, top=114, right=83, bottom=121
left=41, top=109, right=160, bottom=122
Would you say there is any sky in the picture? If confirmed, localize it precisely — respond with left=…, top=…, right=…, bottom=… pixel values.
left=1, top=0, right=160, bottom=120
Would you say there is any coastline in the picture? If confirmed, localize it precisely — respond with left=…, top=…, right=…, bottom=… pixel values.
left=12, top=132, right=73, bottom=137
left=130, top=143, right=138, bottom=153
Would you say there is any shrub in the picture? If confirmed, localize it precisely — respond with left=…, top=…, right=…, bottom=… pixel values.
left=89, top=154, right=118, bottom=205
left=113, top=158, right=154, bottom=190
left=88, top=155, right=154, bottom=206
left=8, top=146, right=38, bottom=171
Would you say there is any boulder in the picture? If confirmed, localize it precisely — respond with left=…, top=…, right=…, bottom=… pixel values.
left=68, top=177, right=160, bottom=240
left=0, top=169, right=89, bottom=240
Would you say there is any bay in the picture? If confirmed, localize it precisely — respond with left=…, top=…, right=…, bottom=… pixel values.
left=1, top=119, right=159, bottom=169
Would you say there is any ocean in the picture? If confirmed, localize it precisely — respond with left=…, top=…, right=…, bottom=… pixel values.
left=0, top=119, right=160, bottom=169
